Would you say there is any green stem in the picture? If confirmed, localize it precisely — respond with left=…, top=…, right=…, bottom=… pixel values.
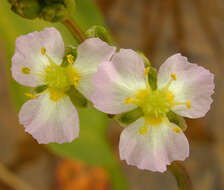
left=62, top=18, right=86, bottom=43
left=168, top=161, right=194, bottom=190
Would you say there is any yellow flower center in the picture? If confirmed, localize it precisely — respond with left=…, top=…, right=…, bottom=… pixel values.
left=44, top=64, right=80, bottom=102
left=124, top=68, right=191, bottom=134
left=23, top=47, right=81, bottom=102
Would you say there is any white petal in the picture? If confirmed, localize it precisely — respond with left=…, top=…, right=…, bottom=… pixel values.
left=157, top=54, right=215, bottom=118
left=11, top=27, right=64, bottom=87
left=119, top=118, right=189, bottom=172
left=19, top=93, right=79, bottom=144
left=74, top=38, right=116, bottom=100
left=92, top=49, right=146, bottom=114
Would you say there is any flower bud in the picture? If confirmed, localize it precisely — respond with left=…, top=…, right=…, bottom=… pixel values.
left=41, top=0, right=75, bottom=22
left=40, top=4, right=68, bottom=22
left=8, top=0, right=76, bottom=22
left=85, top=25, right=114, bottom=45
left=9, top=0, right=41, bottom=19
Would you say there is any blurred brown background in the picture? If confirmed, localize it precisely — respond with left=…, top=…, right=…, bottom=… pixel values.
left=0, top=0, right=224, bottom=189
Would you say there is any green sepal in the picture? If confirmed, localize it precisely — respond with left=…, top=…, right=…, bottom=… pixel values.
left=61, top=46, right=77, bottom=67
left=114, top=108, right=143, bottom=127
left=167, top=111, right=188, bottom=131
left=136, top=51, right=157, bottom=90
left=10, top=0, right=41, bottom=19
left=148, top=66, right=157, bottom=91
left=136, top=51, right=151, bottom=67
left=67, top=86, right=88, bottom=108
left=34, top=85, right=48, bottom=93
left=85, top=25, right=114, bottom=45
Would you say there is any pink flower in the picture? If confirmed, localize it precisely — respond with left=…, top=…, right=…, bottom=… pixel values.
left=11, top=27, right=116, bottom=144
left=92, top=50, right=215, bottom=172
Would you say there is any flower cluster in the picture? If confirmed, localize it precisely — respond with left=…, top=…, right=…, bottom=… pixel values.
left=12, top=27, right=214, bottom=172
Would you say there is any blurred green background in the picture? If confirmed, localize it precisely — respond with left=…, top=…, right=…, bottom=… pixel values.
left=0, top=0, right=224, bottom=190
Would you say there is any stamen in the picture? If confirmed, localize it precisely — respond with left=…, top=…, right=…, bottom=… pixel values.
left=144, top=67, right=150, bottom=76
left=21, top=67, right=30, bottom=74
left=74, top=81, right=79, bottom=86
left=49, top=89, right=65, bottom=102
left=164, top=73, right=177, bottom=90
left=41, top=47, right=55, bottom=65
left=171, top=72, right=177, bottom=81
left=45, top=65, right=52, bottom=73
left=136, top=89, right=148, bottom=100
left=41, top=47, right=46, bottom=55
left=73, top=73, right=80, bottom=87
left=166, top=91, right=174, bottom=102
left=25, top=93, right=37, bottom=99
left=139, top=126, right=148, bottom=135
left=74, top=75, right=79, bottom=81
left=186, top=101, right=191, bottom=109
left=67, top=54, right=74, bottom=65
left=173, top=127, right=181, bottom=134
left=164, top=118, right=182, bottom=134
left=144, top=67, right=152, bottom=91
left=124, top=97, right=133, bottom=104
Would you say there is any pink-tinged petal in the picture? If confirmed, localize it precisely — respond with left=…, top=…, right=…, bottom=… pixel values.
left=11, top=27, right=64, bottom=87
left=74, top=38, right=116, bottom=100
left=119, top=118, right=189, bottom=172
left=157, top=54, right=215, bottom=118
left=19, top=93, right=79, bottom=144
left=92, top=49, right=146, bottom=114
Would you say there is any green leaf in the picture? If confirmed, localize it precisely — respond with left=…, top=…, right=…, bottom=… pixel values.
left=0, top=0, right=129, bottom=189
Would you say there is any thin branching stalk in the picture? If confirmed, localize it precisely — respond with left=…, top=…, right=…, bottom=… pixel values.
left=168, top=161, right=194, bottom=190
left=0, top=163, right=34, bottom=190
left=63, top=18, right=86, bottom=43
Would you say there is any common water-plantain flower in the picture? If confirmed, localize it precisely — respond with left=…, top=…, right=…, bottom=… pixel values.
left=11, top=27, right=116, bottom=144
left=92, top=50, right=215, bottom=172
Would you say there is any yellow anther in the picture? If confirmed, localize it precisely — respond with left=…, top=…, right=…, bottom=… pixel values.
left=144, top=67, right=150, bottom=76
left=21, top=67, right=30, bottom=74
left=49, top=89, right=65, bottom=102
left=45, top=65, right=52, bottom=72
left=74, top=81, right=79, bottom=86
left=135, top=89, right=148, bottom=100
left=186, top=101, right=191, bottom=109
left=173, top=127, right=181, bottom=134
left=139, top=126, right=148, bottom=135
left=41, top=47, right=46, bottom=55
left=171, top=72, right=177, bottom=81
left=73, top=75, right=80, bottom=86
left=67, top=54, right=74, bottom=64
left=124, top=97, right=133, bottom=104
left=147, top=117, right=162, bottom=126
left=25, top=93, right=37, bottom=99
left=166, top=91, right=174, bottom=102
left=74, top=75, right=80, bottom=81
